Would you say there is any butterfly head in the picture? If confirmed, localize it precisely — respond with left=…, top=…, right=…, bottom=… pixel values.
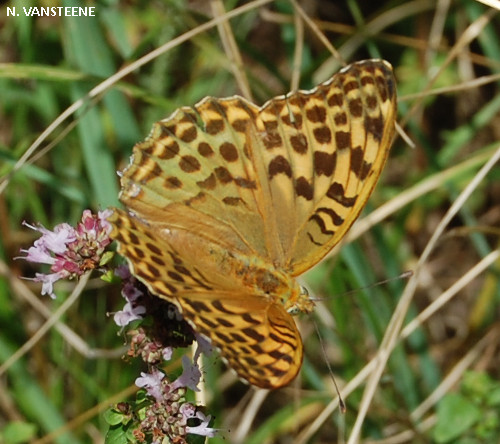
left=285, top=283, right=314, bottom=315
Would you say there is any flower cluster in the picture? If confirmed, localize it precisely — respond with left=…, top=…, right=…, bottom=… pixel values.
left=111, top=272, right=216, bottom=442
left=111, top=308, right=215, bottom=443
left=106, top=344, right=216, bottom=443
left=19, top=209, right=113, bottom=298
left=133, top=357, right=215, bottom=443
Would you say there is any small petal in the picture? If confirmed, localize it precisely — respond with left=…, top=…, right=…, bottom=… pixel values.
left=162, top=347, right=173, bottom=361
left=194, top=333, right=214, bottom=360
left=122, top=282, right=144, bottom=303
left=19, top=246, right=56, bottom=265
left=171, top=355, right=201, bottom=392
left=40, top=223, right=76, bottom=254
left=115, top=264, right=131, bottom=280
left=98, top=209, right=113, bottom=234
left=135, top=369, right=165, bottom=401
left=179, top=402, right=196, bottom=419
left=185, top=410, right=216, bottom=438
left=114, top=301, right=146, bottom=327
left=35, top=272, right=65, bottom=299
left=81, top=209, right=96, bottom=233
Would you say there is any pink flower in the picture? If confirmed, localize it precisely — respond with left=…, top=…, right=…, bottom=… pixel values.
left=113, top=301, right=147, bottom=326
left=171, top=355, right=202, bottom=392
left=21, top=222, right=76, bottom=263
left=19, top=209, right=113, bottom=298
left=113, top=265, right=147, bottom=326
left=181, top=405, right=216, bottom=438
left=133, top=358, right=216, bottom=440
left=135, top=368, right=165, bottom=402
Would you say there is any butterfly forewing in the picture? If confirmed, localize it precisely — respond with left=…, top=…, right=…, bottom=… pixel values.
left=109, top=59, right=397, bottom=388
left=245, top=60, right=397, bottom=274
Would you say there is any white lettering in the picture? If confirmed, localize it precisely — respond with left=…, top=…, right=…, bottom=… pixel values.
left=16, top=5, right=96, bottom=17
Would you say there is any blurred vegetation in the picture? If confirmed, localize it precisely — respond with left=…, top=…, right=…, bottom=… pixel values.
left=1, top=0, right=500, bottom=443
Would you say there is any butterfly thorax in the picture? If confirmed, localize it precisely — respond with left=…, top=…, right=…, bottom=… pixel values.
left=229, top=254, right=315, bottom=315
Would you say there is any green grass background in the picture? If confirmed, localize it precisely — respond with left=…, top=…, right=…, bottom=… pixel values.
left=1, top=0, right=500, bottom=443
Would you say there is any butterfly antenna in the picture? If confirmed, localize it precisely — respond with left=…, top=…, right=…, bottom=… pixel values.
left=307, top=271, right=413, bottom=412
left=348, top=269, right=413, bottom=297
left=312, top=319, right=346, bottom=413
left=311, top=270, right=413, bottom=303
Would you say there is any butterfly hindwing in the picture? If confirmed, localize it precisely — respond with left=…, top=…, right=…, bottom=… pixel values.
left=109, top=208, right=302, bottom=388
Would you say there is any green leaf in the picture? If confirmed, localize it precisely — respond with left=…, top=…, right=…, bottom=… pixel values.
left=103, top=408, right=126, bottom=427
left=462, top=371, right=492, bottom=402
left=1, top=421, right=37, bottom=444
left=100, top=251, right=115, bottom=267
left=474, top=410, right=499, bottom=440
left=434, top=393, right=482, bottom=443
left=105, top=424, right=134, bottom=444
left=487, top=386, right=500, bottom=407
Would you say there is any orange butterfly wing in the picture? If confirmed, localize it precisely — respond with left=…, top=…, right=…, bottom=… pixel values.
left=108, top=59, right=397, bottom=388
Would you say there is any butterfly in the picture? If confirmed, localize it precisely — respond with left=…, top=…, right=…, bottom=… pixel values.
left=108, top=59, right=397, bottom=389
